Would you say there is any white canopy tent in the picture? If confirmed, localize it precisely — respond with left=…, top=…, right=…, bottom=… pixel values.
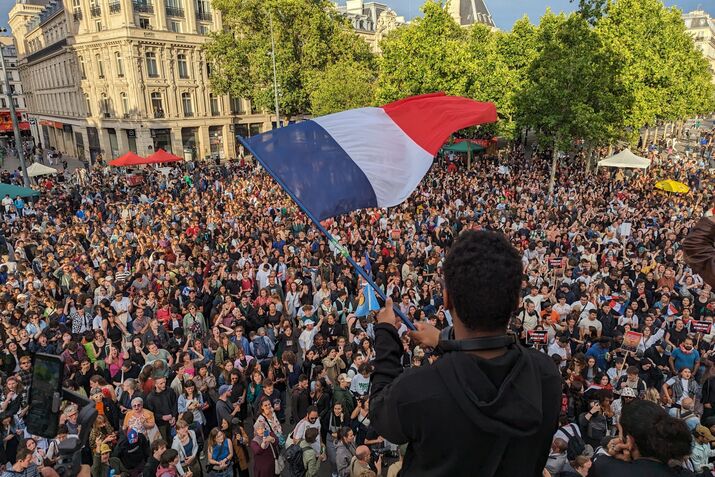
left=597, top=149, right=651, bottom=169
left=26, top=162, right=59, bottom=177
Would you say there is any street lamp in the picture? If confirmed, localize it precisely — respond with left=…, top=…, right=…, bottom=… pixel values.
left=0, top=28, right=29, bottom=186
left=268, top=11, right=281, bottom=129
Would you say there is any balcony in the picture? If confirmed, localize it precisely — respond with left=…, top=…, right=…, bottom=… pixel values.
left=90, top=5, right=101, bottom=17
left=195, top=11, right=212, bottom=21
left=103, top=112, right=111, bottom=118
left=183, top=111, right=194, bottom=117
left=133, top=1, right=154, bottom=13
left=165, top=6, right=184, bottom=17
left=73, top=9, right=82, bottom=21
left=109, top=1, right=121, bottom=14
left=154, top=109, right=165, bottom=118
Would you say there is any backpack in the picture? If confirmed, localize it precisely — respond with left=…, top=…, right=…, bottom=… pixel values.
left=284, top=443, right=308, bottom=477
left=254, top=337, right=269, bottom=359
left=561, top=424, right=586, bottom=461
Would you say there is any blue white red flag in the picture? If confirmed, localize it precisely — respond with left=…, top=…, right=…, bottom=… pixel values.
left=667, top=303, right=679, bottom=316
left=241, top=93, right=497, bottom=220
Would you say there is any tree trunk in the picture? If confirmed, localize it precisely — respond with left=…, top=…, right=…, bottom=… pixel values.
left=548, top=145, right=559, bottom=197
left=642, top=128, right=649, bottom=148
left=585, top=146, right=594, bottom=175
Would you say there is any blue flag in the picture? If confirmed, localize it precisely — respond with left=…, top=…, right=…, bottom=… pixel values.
left=355, top=283, right=380, bottom=317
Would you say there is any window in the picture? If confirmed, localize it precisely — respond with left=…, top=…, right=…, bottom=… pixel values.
left=96, top=54, right=104, bottom=78
left=181, top=92, right=193, bottom=117
left=0, top=98, right=5, bottom=109
left=85, top=93, right=92, bottom=115
left=146, top=52, right=158, bottom=77
left=198, top=24, right=209, bottom=35
left=210, top=94, right=220, bottom=116
left=115, top=52, right=124, bottom=76
left=96, top=21, right=102, bottom=32
left=121, top=92, right=129, bottom=116
left=12, top=98, right=18, bottom=108
left=177, top=53, right=188, bottom=79
left=79, top=56, right=86, bottom=79
left=170, top=21, right=181, bottom=32
left=151, top=92, right=164, bottom=117
left=101, top=93, right=111, bottom=117
left=139, top=18, right=151, bottom=29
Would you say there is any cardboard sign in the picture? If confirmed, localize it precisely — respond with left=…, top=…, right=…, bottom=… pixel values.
left=690, top=320, right=713, bottom=335
left=622, top=331, right=643, bottom=353
left=527, top=330, right=549, bottom=344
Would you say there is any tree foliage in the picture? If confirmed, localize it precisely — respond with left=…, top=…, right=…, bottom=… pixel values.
left=595, top=0, right=715, bottom=134
left=308, top=59, right=376, bottom=116
left=204, top=0, right=375, bottom=118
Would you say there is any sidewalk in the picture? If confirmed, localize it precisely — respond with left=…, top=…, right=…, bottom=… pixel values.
left=1, top=151, right=86, bottom=173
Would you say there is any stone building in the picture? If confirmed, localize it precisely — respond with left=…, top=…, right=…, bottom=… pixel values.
left=9, top=0, right=272, bottom=162
left=0, top=35, right=32, bottom=145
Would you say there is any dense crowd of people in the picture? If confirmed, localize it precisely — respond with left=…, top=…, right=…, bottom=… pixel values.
left=0, top=120, right=712, bottom=477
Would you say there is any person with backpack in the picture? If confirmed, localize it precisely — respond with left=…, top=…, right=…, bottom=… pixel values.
left=296, top=427, right=320, bottom=477
left=555, top=420, right=589, bottom=463
left=578, top=398, right=609, bottom=449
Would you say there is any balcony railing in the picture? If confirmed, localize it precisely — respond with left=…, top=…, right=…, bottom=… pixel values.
left=73, top=9, right=82, bottom=21
left=165, top=6, right=184, bottom=17
left=154, top=109, right=165, bottom=118
left=183, top=111, right=194, bottom=117
left=133, top=1, right=154, bottom=13
left=90, top=5, right=101, bottom=17
left=195, top=11, right=212, bottom=21
left=109, top=1, right=121, bottom=14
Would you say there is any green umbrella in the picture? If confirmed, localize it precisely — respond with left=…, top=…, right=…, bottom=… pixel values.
left=0, top=182, right=40, bottom=198
left=442, top=142, right=485, bottom=169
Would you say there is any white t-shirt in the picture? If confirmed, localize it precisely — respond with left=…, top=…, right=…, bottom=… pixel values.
left=665, top=377, right=691, bottom=405
left=350, top=374, right=371, bottom=396
left=578, top=317, right=603, bottom=334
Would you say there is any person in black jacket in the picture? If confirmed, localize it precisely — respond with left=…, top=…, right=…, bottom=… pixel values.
left=369, top=230, right=561, bottom=477
left=144, top=376, right=178, bottom=443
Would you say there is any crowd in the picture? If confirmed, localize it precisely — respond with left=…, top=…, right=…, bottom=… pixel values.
left=0, top=120, right=712, bottom=477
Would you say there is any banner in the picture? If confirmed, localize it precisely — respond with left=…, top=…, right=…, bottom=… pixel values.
left=690, top=320, right=713, bottom=335
left=622, top=331, right=642, bottom=353
left=527, top=330, right=548, bottom=344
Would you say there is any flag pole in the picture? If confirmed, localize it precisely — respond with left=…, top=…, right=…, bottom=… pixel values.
left=238, top=136, right=416, bottom=331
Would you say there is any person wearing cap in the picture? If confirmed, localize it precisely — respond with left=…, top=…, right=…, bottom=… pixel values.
left=90, top=439, right=119, bottom=477
left=333, top=374, right=356, bottom=417
left=692, top=424, right=715, bottom=472
left=111, top=427, right=150, bottom=476
left=611, top=386, right=637, bottom=424
left=299, top=317, right=324, bottom=355
left=216, top=384, right=240, bottom=429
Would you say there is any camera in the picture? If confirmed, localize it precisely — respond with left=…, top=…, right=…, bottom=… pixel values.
left=371, top=447, right=399, bottom=461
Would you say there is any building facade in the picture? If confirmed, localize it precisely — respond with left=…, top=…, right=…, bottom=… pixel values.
left=447, top=0, right=495, bottom=29
left=0, top=35, right=32, bottom=145
left=682, top=9, right=715, bottom=83
left=336, top=0, right=404, bottom=53
left=9, top=0, right=273, bottom=163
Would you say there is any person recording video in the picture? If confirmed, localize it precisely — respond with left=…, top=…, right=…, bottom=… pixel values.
left=369, top=230, right=561, bottom=476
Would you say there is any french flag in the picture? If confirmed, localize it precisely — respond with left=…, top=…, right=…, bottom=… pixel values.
left=667, top=303, right=679, bottom=316
left=609, top=300, right=624, bottom=315
left=240, top=93, right=497, bottom=220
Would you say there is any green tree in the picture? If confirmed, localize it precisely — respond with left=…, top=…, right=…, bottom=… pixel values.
left=376, top=0, right=472, bottom=103
left=309, top=59, right=376, bottom=116
left=516, top=11, right=631, bottom=194
left=205, top=0, right=374, bottom=119
left=595, top=0, right=715, bottom=140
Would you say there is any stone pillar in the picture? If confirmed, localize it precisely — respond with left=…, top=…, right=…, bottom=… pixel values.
left=171, top=127, right=183, bottom=156
left=223, top=124, right=234, bottom=159
left=185, top=0, right=197, bottom=33
left=117, top=127, right=130, bottom=153
left=123, top=0, right=135, bottom=26
left=136, top=127, right=154, bottom=154
left=198, top=125, right=210, bottom=160
left=98, top=127, right=112, bottom=157
left=155, top=0, right=167, bottom=31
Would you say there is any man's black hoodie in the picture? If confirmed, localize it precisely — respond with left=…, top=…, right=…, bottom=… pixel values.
left=369, top=323, right=561, bottom=477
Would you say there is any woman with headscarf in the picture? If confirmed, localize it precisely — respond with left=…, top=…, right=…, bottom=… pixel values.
left=250, top=419, right=278, bottom=477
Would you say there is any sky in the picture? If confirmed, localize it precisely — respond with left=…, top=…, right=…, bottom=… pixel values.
left=0, top=0, right=711, bottom=34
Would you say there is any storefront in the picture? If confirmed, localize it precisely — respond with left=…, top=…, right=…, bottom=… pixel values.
left=151, top=128, right=172, bottom=153
left=181, top=127, right=199, bottom=161
left=209, top=125, right=224, bottom=159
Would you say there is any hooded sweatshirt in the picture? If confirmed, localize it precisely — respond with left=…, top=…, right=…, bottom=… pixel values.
left=369, top=323, right=561, bottom=477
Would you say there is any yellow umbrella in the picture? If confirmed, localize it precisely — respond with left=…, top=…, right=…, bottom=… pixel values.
left=655, top=179, right=690, bottom=194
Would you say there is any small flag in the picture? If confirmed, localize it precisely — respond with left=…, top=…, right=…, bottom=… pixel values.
left=609, top=300, right=624, bottom=315
left=241, top=93, right=497, bottom=221
left=364, top=250, right=372, bottom=277
left=355, top=283, right=380, bottom=317
left=667, top=303, right=679, bottom=316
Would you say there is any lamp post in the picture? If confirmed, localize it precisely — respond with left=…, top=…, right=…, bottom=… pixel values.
left=0, top=29, right=29, bottom=186
left=268, top=11, right=281, bottom=129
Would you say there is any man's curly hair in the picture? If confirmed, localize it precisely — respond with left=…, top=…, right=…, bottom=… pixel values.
left=443, top=230, right=522, bottom=331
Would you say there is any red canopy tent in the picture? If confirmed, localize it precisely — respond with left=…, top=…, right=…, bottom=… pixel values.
left=108, top=151, right=146, bottom=167
left=109, top=149, right=182, bottom=167
left=144, top=148, right=182, bottom=164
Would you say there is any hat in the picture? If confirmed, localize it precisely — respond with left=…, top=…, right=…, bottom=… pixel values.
left=338, top=373, right=352, bottom=383
left=620, top=387, right=637, bottom=398
left=218, top=384, right=232, bottom=396
left=695, top=425, right=715, bottom=442
left=90, top=388, right=103, bottom=396
left=127, top=428, right=138, bottom=445
left=304, top=319, right=315, bottom=327
left=100, top=443, right=112, bottom=454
